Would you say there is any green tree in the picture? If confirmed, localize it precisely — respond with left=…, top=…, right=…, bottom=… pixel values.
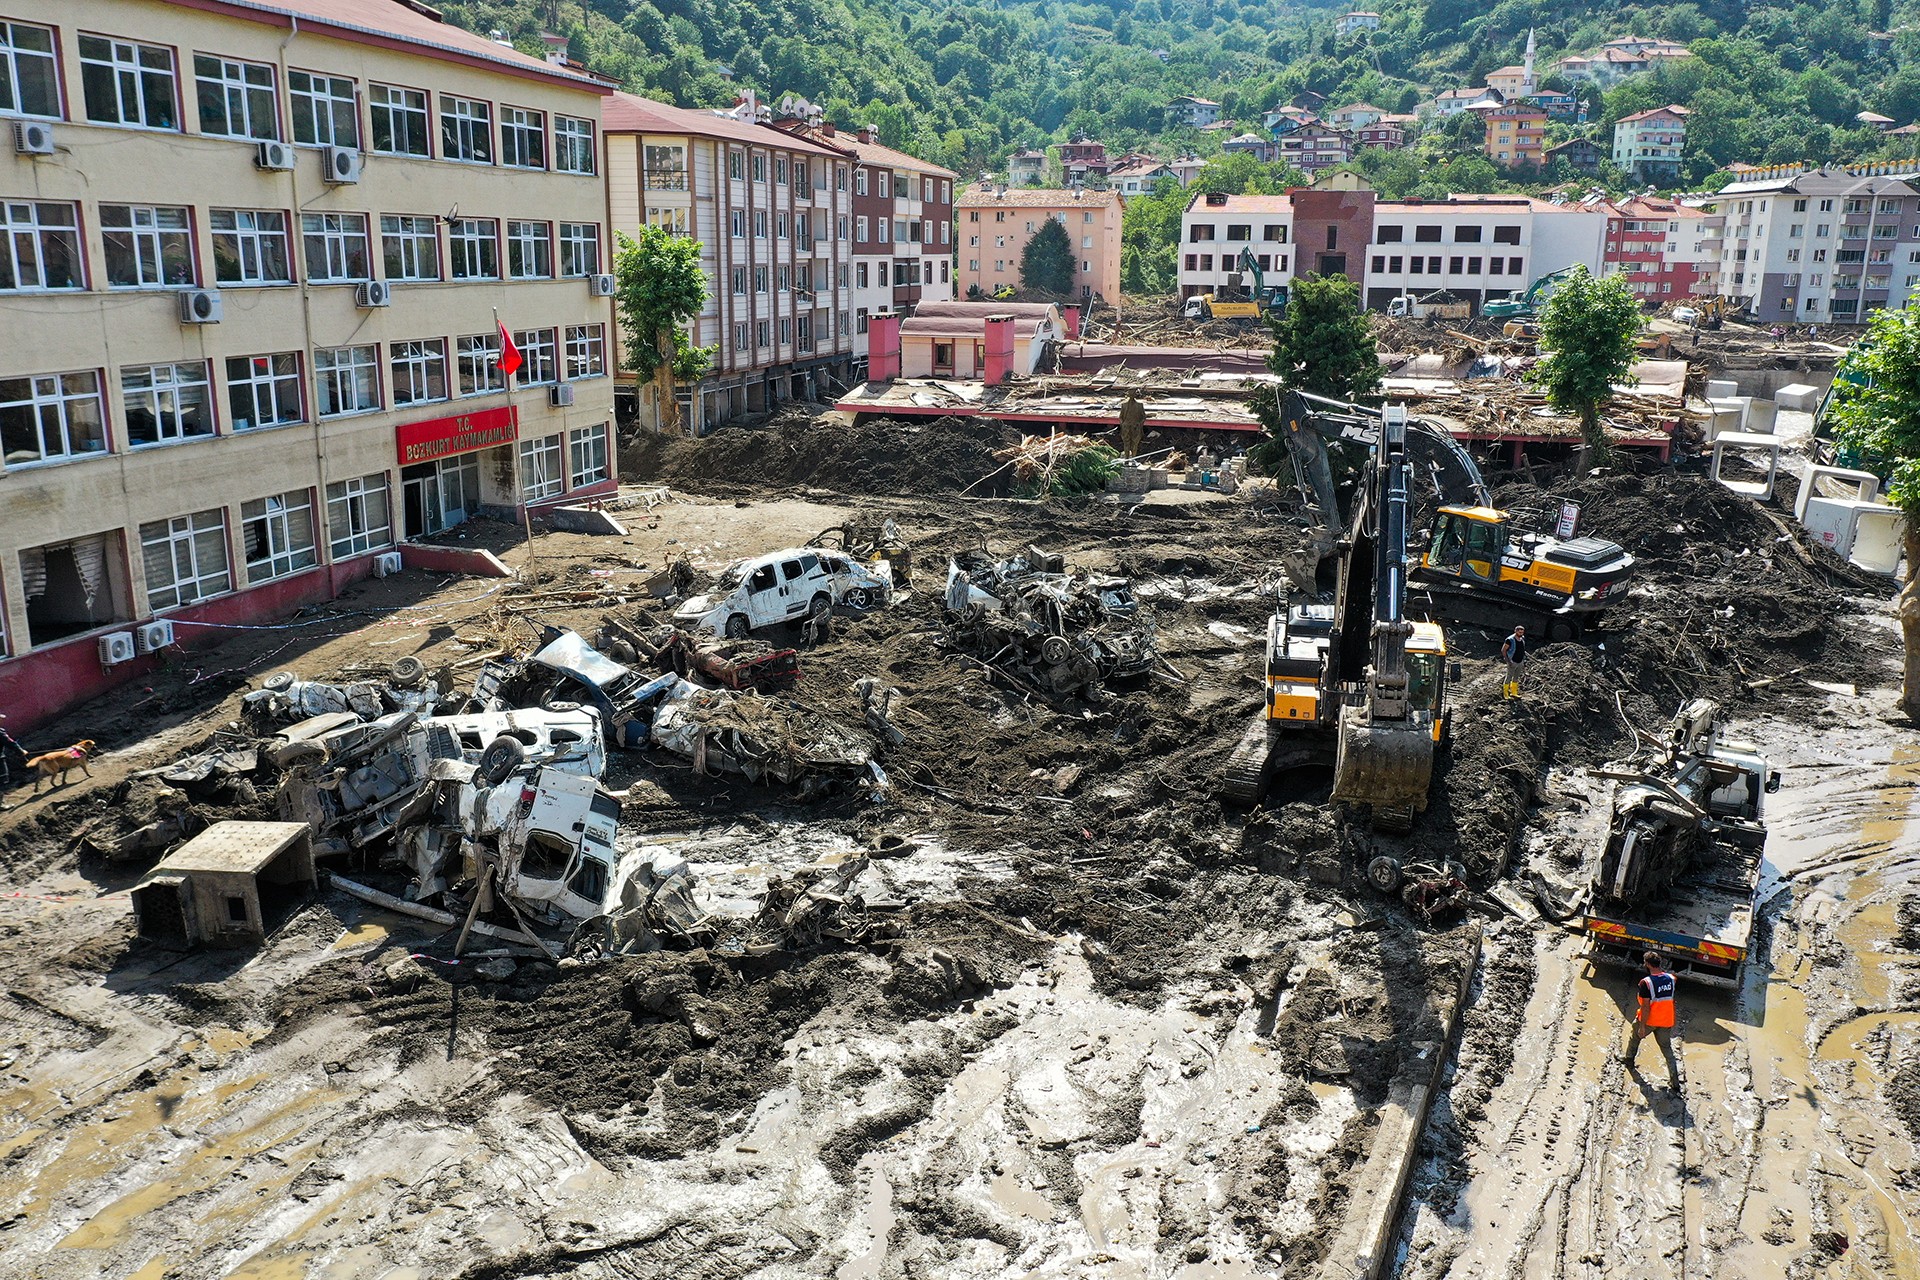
left=1826, top=312, right=1920, bottom=719
left=1248, top=273, right=1380, bottom=470
left=613, top=228, right=714, bottom=435
left=1523, top=266, right=1641, bottom=476
left=1020, top=217, right=1077, bottom=294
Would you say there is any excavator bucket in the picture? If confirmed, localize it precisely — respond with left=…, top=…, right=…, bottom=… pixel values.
left=1330, top=705, right=1435, bottom=827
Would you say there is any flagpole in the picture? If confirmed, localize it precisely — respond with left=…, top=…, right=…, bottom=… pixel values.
left=496, top=305, right=537, bottom=583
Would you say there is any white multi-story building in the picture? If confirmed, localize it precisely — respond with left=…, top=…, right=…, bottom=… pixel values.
left=604, top=93, right=853, bottom=430
left=1704, top=166, right=1920, bottom=323
left=0, top=0, right=615, bottom=729
left=1613, top=105, right=1689, bottom=182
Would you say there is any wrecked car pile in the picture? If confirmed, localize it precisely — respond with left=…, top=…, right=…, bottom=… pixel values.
left=943, top=545, right=1158, bottom=698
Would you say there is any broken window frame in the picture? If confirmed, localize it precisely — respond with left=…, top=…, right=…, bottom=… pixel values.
left=568, top=423, right=608, bottom=489
left=121, top=360, right=214, bottom=447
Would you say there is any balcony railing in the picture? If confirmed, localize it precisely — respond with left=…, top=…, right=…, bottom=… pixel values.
left=644, top=170, right=689, bottom=190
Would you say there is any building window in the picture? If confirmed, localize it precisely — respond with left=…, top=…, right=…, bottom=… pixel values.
left=370, top=83, right=429, bottom=156
left=225, top=353, right=302, bottom=430
left=554, top=115, right=595, bottom=174
left=440, top=95, right=491, bottom=163
left=0, top=22, right=60, bottom=120
left=855, top=169, right=868, bottom=196
left=0, top=371, right=105, bottom=466
left=777, top=264, right=790, bottom=292
left=315, top=345, right=379, bottom=417
left=732, top=321, right=748, bottom=349
left=569, top=423, right=609, bottom=489
left=1226, top=223, right=1251, bottom=240
left=879, top=220, right=890, bottom=244
left=778, top=317, right=792, bottom=344
left=752, top=153, right=766, bottom=182
left=500, top=106, right=545, bottom=169
left=775, top=156, right=788, bottom=184
left=1, top=201, right=83, bottom=291
left=242, top=490, right=318, bottom=583
left=123, top=362, right=213, bottom=446
left=449, top=218, right=499, bottom=279
left=101, top=205, right=193, bottom=288
left=210, top=209, right=291, bottom=285
left=301, top=212, right=371, bottom=283
left=645, top=206, right=688, bottom=236
left=754, top=265, right=769, bottom=293
left=563, top=324, right=605, bottom=380
left=289, top=70, right=356, bottom=148
left=1190, top=225, right=1215, bottom=242
left=194, top=54, right=276, bottom=140
left=456, top=333, right=504, bottom=397
left=381, top=214, right=439, bottom=282
left=1372, top=255, right=1384, bottom=273
left=1454, top=225, right=1482, bottom=243
left=512, top=328, right=557, bottom=386
left=140, top=510, right=230, bottom=611
left=519, top=434, right=564, bottom=500
left=390, top=339, right=448, bottom=406
left=730, top=265, right=747, bottom=296
left=79, top=35, right=177, bottom=130
left=728, top=149, right=743, bottom=180
left=558, top=222, right=600, bottom=277
left=506, top=220, right=551, bottom=279
left=756, top=320, right=770, bottom=347
left=856, top=309, right=869, bottom=334
left=1415, top=225, right=1442, bottom=243
left=753, top=210, right=767, bottom=239
left=326, top=474, right=392, bottom=559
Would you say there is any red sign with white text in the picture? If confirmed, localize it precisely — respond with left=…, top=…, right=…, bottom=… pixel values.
left=395, top=405, right=520, bottom=465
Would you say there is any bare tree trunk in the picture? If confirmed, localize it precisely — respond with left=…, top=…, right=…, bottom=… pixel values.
left=655, top=329, right=680, bottom=436
left=1901, top=524, right=1920, bottom=722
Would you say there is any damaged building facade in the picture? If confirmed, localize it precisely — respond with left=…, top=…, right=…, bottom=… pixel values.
left=0, top=0, right=616, bottom=728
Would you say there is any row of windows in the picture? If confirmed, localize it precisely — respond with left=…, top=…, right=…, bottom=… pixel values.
left=0, top=328, right=606, bottom=467
left=970, top=258, right=1096, bottom=275
left=132, top=427, right=608, bottom=614
left=967, top=210, right=1102, bottom=224
left=1376, top=224, right=1524, bottom=245
left=727, top=313, right=821, bottom=353
left=1183, top=253, right=1290, bottom=273
left=0, top=201, right=601, bottom=292
left=0, top=18, right=597, bottom=173
left=1189, top=224, right=1291, bottom=244
left=1370, top=255, right=1528, bottom=276
left=848, top=169, right=952, bottom=203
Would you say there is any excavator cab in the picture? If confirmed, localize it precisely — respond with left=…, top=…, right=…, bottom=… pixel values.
left=1426, top=507, right=1509, bottom=583
left=1405, top=621, right=1452, bottom=743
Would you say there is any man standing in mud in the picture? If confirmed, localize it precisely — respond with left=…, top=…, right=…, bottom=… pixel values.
left=1118, top=394, right=1146, bottom=460
left=1624, top=950, right=1680, bottom=1087
left=1499, top=624, right=1528, bottom=699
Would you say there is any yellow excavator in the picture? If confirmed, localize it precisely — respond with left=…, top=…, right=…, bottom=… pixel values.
left=1222, top=401, right=1455, bottom=828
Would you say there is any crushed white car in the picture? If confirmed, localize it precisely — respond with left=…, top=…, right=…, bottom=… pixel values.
left=674, top=547, right=892, bottom=638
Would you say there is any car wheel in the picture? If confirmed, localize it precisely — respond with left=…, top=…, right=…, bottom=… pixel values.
left=268, top=740, right=327, bottom=770
left=809, top=593, right=831, bottom=619
left=478, top=735, right=527, bottom=785
left=725, top=614, right=751, bottom=640
left=263, top=671, right=296, bottom=692
left=843, top=586, right=872, bottom=610
left=1366, top=854, right=1403, bottom=894
left=389, top=656, right=427, bottom=688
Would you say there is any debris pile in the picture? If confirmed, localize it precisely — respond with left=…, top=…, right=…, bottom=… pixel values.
left=991, top=433, right=1121, bottom=496
left=943, top=546, right=1157, bottom=698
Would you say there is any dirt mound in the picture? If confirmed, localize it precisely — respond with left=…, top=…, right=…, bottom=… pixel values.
left=622, top=414, right=1023, bottom=497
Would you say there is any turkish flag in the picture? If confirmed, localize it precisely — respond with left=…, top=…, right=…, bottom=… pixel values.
left=496, top=323, right=524, bottom=379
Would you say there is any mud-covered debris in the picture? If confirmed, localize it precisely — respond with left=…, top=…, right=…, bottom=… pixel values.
left=649, top=677, right=881, bottom=795
left=943, top=545, right=1157, bottom=698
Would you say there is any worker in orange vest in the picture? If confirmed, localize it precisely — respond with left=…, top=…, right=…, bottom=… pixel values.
left=1623, top=950, right=1679, bottom=1087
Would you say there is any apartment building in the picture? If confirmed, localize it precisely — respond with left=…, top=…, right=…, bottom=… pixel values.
left=1602, top=196, right=1721, bottom=301
left=604, top=93, right=852, bottom=430
left=1177, top=190, right=1610, bottom=312
left=770, top=115, right=956, bottom=363
left=956, top=185, right=1123, bottom=305
left=1613, top=105, right=1689, bottom=182
left=1481, top=101, right=1548, bottom=169
left=1273, top=120, right=1354, bottom=173
left=0, top=0, right=614, bottom=728
left=1167, top=96, right=1223, bottom=128
left=1705, top=168, right=1920, bottom=322
left=1107, top=156, right=1178, bottom=198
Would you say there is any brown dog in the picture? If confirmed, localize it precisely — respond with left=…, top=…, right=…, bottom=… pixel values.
left=26, top=740, right=94, bottom=793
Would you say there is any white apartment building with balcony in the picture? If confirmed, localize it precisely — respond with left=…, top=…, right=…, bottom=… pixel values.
left=1705, top=167, right=1920, bottom=323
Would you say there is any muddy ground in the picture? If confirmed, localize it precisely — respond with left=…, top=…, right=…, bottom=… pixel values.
left=0, top=412, right=1915, bottom=1279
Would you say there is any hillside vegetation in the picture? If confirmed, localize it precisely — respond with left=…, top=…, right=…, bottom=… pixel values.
left=453, top=0, right=1920, bottom=182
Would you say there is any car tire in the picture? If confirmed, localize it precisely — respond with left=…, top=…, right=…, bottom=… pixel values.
left=263, top=671, right=296, bottom=692
left=725, top=614, right=751, bottom=640
left=389, top=656, right=427, bottom=688
left=478, top=735, right=527, bottom=785
left=1366, top=854, right=1403, bottom=894
left=268, top=740, right=327, bottom=770
left=809, top=593, right=831, bottom=619
left=843, top=586, right=872, bottom=610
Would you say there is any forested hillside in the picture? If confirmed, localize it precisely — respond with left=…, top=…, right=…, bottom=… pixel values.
left=450, top=0, right=1920, bottom=180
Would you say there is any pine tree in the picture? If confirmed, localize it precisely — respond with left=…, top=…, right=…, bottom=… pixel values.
left=1020, top=218, right=1077, bottom=295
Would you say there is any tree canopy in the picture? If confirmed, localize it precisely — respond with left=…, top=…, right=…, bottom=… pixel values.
left=1020, top=218, right=1078, bottom=295
left=1524, top=267, right=1642, bottom=475
left=1262, top=273, right=1381, bottom=401
left=613, top=228, right=714, bottom=433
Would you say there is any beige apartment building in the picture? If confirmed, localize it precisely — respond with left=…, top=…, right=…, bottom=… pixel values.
left=0, top=0, right=613, bottom=728
left=604, top=91, right=853, bottom=431
left=956, top=185, right=1123, bottom=304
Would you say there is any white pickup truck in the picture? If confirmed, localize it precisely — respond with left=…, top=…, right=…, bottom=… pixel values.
left=675, top=546, right=892, bottom=638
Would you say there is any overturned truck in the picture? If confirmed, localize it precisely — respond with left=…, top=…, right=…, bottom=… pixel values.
left=943, top=546, right=1157, bottom=698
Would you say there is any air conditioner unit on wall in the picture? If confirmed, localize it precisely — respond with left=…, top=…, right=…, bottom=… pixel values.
left=13, top=120, right=54, bottom=155
left=324, top=145, right=362, bottom=184
left=549, top=383, right=575, bottom=408
left=255, top=139, right=295, bottom=171
left=99, top=632, right=136, bottom=666
left=355, top=280, right=392, bottom=308
left=135, top=620, right=175, bottom=653
left=179, top=289, right=223, bottom=324
left=588, top=273, right=617, bottom=297
left=373, top=551, right=403, bottom=578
